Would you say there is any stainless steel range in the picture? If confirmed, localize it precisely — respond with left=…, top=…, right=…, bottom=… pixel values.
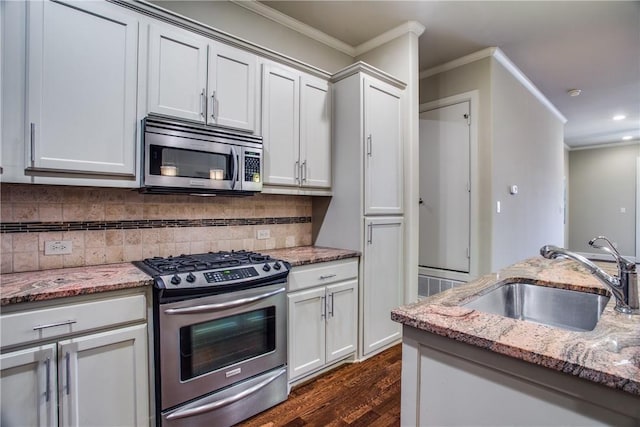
left=134, top=251, right=290, bottom=427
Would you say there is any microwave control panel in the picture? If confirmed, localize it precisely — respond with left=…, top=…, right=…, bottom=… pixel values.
left=244, top=151, right=261, bottom=183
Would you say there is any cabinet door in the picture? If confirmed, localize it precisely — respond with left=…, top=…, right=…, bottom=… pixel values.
left=148, top=23, right=208, bottom=122
left=363, top=77, right=403, bottom=215
left=27, top=0, right=138, bottom=175
left=58, top=324, right=148, bottom=427
left=287, top=287, right=326, bottom=381
left=363, top=217, right=404, bottom=356
left=300, top=75, right=331, bottom=188
left=326, top=279, right=357, bottom=364
left=207, top=43, right=256, bottom=132
left=0, top=344, right=57, bottom=427
left=262, top=64, right=300, bottom=186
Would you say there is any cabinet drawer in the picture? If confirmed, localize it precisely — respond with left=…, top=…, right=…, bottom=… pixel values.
left=1, top=294, right=146, bottom=349
left=289, top=259, right=358, bottom=292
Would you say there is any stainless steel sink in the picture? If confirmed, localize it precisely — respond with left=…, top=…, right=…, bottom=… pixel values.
left=463, top=281, right=610, bottom=332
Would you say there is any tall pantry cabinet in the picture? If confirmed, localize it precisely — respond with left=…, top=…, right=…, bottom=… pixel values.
left=315, top=63, right=405, bottom=358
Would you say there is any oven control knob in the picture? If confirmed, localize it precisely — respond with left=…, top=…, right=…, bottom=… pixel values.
left=262, top=263, right=271, bottom=272
left=170, top=275, right=181, bottom=285
left=273, top=262, right=281, bottom=270
left=186, top=273, right=196, bottom=283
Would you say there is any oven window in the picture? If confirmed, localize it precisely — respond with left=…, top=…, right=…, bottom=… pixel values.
left=150, top=145, right=232, bottom=180
left=179, top=307, right=276, bottom=381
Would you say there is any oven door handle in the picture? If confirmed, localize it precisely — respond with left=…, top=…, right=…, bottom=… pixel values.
left=165, top=367, right=286, bottom=420
left=163, top=287, right=286, bottom=315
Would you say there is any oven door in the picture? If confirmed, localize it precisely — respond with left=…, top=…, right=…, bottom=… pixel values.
left=144, top=131, right=240, bottom=191
left=157, top=283, right=287, bottom=410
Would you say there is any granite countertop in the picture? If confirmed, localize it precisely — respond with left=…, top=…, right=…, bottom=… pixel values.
left=0, top=246, right=360, bottom=306
left=392, top=257, right=640, bottom=396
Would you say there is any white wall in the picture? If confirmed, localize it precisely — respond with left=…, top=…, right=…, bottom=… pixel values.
left=150, top=1, right=353, bottom=72
left=490, top=58, right=565, bottom=269
left=356, top=32, right=422, bottom=303
left=568, top=143, right=639, bottom=256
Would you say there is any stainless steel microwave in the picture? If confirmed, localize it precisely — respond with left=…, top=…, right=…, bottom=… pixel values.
left=141, top=117, right=262, bottom=195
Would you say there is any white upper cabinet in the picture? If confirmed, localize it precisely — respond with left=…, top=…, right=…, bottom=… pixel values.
left=26, top=0, right=138, bottom=176
left=148, top=24, right=208, bottom=123
left=262, top=62, right=331, bottom=192
left=262, top=63, right=300, bottom=186
left=363, top=77, right=403, bottom=215
left=147, top=22, right=257, bottom=133
left=300, top=76, right=331, bottom=189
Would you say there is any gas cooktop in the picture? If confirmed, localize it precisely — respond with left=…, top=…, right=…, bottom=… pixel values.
left=134, top=250, right=290, bottom=291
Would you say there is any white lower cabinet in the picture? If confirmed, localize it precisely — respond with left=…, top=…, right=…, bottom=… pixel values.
left=287, top=259, right=358, bottom=382
left=0, top=292, right=149, bottom=427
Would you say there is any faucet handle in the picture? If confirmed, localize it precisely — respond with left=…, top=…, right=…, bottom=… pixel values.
left=588, top=236, right=634, bottom=270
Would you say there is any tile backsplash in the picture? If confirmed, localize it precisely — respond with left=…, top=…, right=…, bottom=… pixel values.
left=0, top=184, right=312, bottom=273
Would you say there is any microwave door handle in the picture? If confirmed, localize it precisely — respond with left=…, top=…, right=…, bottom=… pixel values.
left=230, top=146, right=239, bottom=190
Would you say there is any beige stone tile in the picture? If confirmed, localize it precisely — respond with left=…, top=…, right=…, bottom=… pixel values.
left=216, top=240, right=231, bottom=252
left=10, top=184, right=34, bottom=202
left=37, top=185, right=64, bottom=203
left=101, top=188, right=126, bottom=204
left=124, top=229, right=141, bottom=245
left=242, top=239, right=255, bottom=251
left=39, top=203, right=63, bottom=222
left=1, top=254, right=13, bottom=274
left=265, top=238, right=277, bottom=250
left=62, top=231, right=85, bottom=249
left=123, top=245, right=143, bottom=262
left=13, top=251, right=39, bottom=272
left=157, top=228, right=174, bottom=244
left=285, top=236, right=297, bottom=247
left=230, top=226, right=252, bottom=240
left=38, top=232, right=63, bottom=251
left=63, top=187, right=89, bottom=203
left=175, top=242, right=190, bottom=255
left=124, top=204, right=144, bottom=220
left=1, top=203, right=13, bottom=222
left=0, top=184, right=11, bottom=203
left=13, top=233, right=39, bottom=252
left=229, top=240, right=245, bottom=251
left=63, top=251, right=85, bottom=268
left=1, top=234, right=13, bottom=256
left=39, top=253, right=64, bottom=270
left=141, top=228, right=159, bottom=245
left=143, top=204, right=163, bottom=220
left=13, top=203, right=39, bottom=221
left=174, top=227, right=193, bottom=243
left=105, top=230, right=124, bottom=246
left=124, top=190, right=145, bottom=204
left=85, top=230, right=106, bottom=248
left=190, top=241, right=207, bottom=254
left=106, top=246, right=125, bottom=264
left=85, top=247, right=107, bottom=265
left=142, top=244, right=160, bottom=259
left=158, top=243, right=176, bottom=258
left=105, top=204, right=125, bottom=220
left=254, top=240, right=267, bottom=251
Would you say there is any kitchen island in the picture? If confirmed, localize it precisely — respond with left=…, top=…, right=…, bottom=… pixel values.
left=392, top=257, right=640, bottom=426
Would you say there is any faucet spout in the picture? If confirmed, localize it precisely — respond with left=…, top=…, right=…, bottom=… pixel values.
left=540, top=243, right=639, bottom=315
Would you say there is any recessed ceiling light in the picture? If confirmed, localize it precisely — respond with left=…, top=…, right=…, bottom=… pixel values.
left=567, top=89, right=581, bottom=97
left=613, top=115, right=626, bottom=121
left=622, top=135, right=633, bottom=141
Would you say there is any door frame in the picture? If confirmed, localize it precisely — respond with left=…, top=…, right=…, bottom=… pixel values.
left=418, top=90, right=479, bottom=282
left=636, top=157, right=639, bottom=261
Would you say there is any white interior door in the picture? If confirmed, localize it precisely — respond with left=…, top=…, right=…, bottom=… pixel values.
left=419, top=101, right=471, bottom=272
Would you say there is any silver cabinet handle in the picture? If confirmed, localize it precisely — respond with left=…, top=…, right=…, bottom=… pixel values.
left=319, top=274, right=336, bottom=280
left=44, top=357, right=51, bottom=402
left=367, top=223, right=373, bottom=244
left=366, top=134, right=372, bottom=157
left=294, top=160, right=300, bottom=184
left=211, top=90, right=216, bottom=122
left=200, top=89, right=206, bottom=118
left=33, top=320, right=77, bottom=331
left=321, top=295, right=326, bottom=319
left=164, top=287, right=286, bottom=315
left=329, top=293, right=335, bottom=317
left=30, top=123, right=36, bottom=165
left=166, top=368, right=286, bottom=420
left=65, top=352, right=71, bottom=396
left=301, top=160, right=307, bottom=183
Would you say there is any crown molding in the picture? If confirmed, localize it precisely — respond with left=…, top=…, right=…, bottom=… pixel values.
left=331, top=61, right=406, bottom=89
left=354, top=21, right=426, bottom=56
left=229, top=0, right=355, bottom=56
left=419, top=47, right=567, bottom=124
left=568, top=139, right=639, bottom=151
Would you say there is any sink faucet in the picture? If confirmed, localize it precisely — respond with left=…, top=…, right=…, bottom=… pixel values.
left=540, top=236, right=638, bottom=314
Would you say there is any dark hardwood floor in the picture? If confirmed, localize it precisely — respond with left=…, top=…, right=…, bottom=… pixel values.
left=237, top=344, right=402, bottom=427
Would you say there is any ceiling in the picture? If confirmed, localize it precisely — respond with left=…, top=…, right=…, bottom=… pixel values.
left=259, top=1, right=640, bottom=148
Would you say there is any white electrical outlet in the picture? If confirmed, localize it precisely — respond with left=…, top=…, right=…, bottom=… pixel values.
left=256, top=229, right=270, bottom=240
left=44, top=240, right=73, bottom=255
